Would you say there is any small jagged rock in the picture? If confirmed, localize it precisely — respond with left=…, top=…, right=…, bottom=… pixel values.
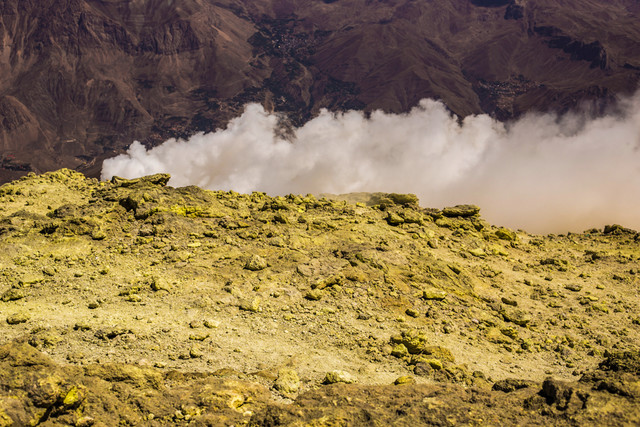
left=323, top=370, right=356, bottom=384
left=391, top=344, right=409, bottom=358
left=274, top=368, right=301, bottom=396
left=423, top=289, right=447, bottom=301
left=502, top=308, right=532, bottom=327
left=239, top=298, right=261, bottom=312
left=495, top=228, right=517, bottom=241
left=1, top=288, right=25, bottom=302
left=245, top=255, right=268, bottom=271
left=386, top=212, right=405, bottom=226
left=442, top=205, right=480, bottom=218
left=304, top=290, right=324, bottom=301
left=394, top=375, right=416, bottom=385
left=6, top=312, right=30, bottom=325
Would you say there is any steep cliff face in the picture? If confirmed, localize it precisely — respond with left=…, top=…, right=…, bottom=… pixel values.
left=0, top=0, right=639, bottom=181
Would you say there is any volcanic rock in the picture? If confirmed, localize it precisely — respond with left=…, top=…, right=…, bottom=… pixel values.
left=0, top=170, right=639, bottom=424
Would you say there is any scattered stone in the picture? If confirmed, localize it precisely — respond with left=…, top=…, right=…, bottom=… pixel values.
left=423, top=289, right=447, bottom=301
left=413, top=363, right=433, bottom=376
left=74, top=322, right=91, bottom=331
left=486, top=327, right=511, bottom=344
left=189, top=333, right=210, bottom=341
left=273, top=213, right=290, bottom=224
left=391, top=344, right=409, bottom=358
left=411, top=357, right=443, bottom=370
left=591, top=303, right=609, bottom=314
left=239, top=298, right=261, bottom=312
left=500, top=327, right=518, bottom=339
left=1, top=288, right=25, bottom=302
left=539, top=377, right=575, bottom=408
left=386, top=212, right=404, bottom=226
left=501, top=297, right=518, bottom=306
left=502, top=308, right=532, bottom=327
left=29, top=330, right=62, bottom=348
left=274, top=368, right=301, bottom=396
left=442, top=205, right=480, bottom=218
left=423, top=208, right=443, bottom=219
left=87, top=301, right=100, bottom=309
left=189, top=320, right=203, bottom=328
left=189, top=346, right=203, bottom=358
left=469, top=248, right=486, bottom=258
left=304, top=290, right=324, bottom=301
left=62, top=385, right=86, bottom=409
left=540, top=258, right=568, bottom=269
left=400, top=210, right=424, bottom=224
left=405, top=308, right=420, bottom=318
left=490, top=245, right=509, bottom=256
left=94, top=327, right=129, bottom=340
left=150, top=277, right=171, bottom=292
left=91, top=229, right=107, bottom=240
left=495, top=227, right=517, bottom=241
left=394, top=376, right=416, bottom=385
left=126, top=294, right=142, bottom=303
left=111, top=173, right=171, bottom=188
left=6, top=312, right=30, bottom=325
left=296, top=264, right=313, bottom=277
left=323, top=370, right=356, bottom=384
left=76, top=416, right=95, bottom=427
left=42, top=266, right=56, bottom=276
left=203, top=319, right=220, bottom=329
left=390, top=330, right=455, bottom=362
left=2, top=171, right=640, bottom=425
left=245, top=255, right=268, bottom=271
left=604, top=224, right=629, bottom=235
left=599, top=350, right=640, bottom=374
left=313, top=274, right=344, bottom=290
left=386, top=193, right=420, bottom=206
left=448, top=264, right=462, bottom=274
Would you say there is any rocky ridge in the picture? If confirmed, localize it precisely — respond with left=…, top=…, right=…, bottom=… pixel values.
left=0, top=170, right=640, bottom=424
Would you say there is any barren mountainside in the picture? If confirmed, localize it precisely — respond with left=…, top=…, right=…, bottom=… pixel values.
left=0, top=0, right=639, bottom=182
left=0, top=170, right=640, bottom=424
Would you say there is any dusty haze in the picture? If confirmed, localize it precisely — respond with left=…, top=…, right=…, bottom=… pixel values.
left=102, top=92, right=640, bottom=234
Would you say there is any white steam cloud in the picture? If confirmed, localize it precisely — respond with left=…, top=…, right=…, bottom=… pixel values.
left=102, top=93, right=640, bottom=234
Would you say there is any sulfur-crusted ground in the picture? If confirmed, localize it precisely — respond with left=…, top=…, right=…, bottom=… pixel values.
left=1, top=169, right=640, bottom=425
